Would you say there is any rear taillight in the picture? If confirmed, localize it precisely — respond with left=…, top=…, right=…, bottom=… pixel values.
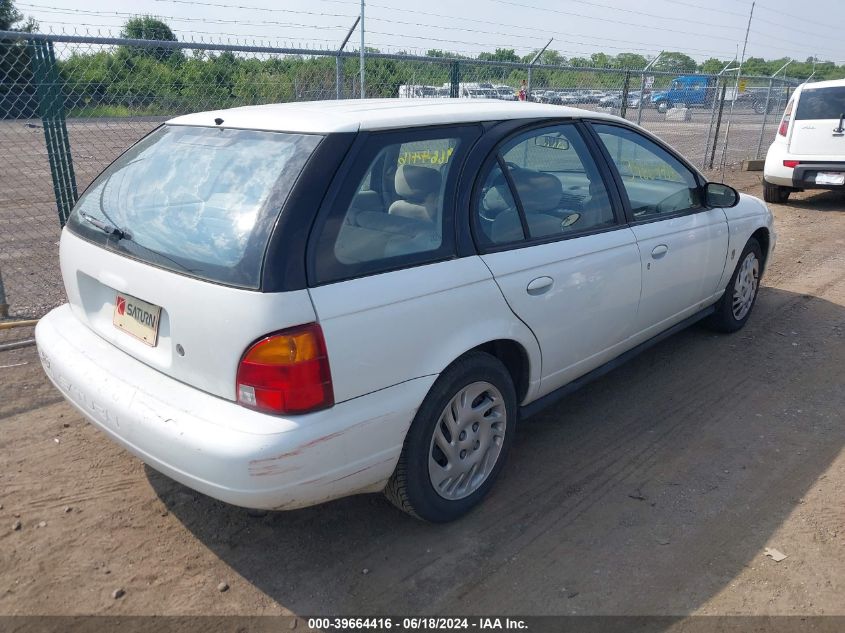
left=237, top=323, right=333, bottom=415
left=778, top=99, right=794, bottom=137
left=783, top=160, right=800, bottom=168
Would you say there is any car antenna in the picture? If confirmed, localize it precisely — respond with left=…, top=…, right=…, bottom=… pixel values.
left=214, top=117, right=224, bottom=125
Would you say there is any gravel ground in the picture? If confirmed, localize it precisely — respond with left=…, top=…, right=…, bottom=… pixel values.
left=0, top=172, right=842, bottom=617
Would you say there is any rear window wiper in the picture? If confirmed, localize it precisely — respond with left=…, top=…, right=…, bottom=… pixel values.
left=80, top=211, right=196, bottom=275
left=79, top=211, right=131, bottom=240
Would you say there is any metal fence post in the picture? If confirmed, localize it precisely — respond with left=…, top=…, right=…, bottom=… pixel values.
left=636, top=52, right=662, bottom=126
left=0, top=267, right=8, bottom=318
left=450, top=60, right=459, bottom=98
left=702, top=76, right=720, bottom=168
left=30, top=38, right=77, bottom=226
left=755, top=60, right=793, bottom=159
left=754, top=77, right=774, bottom=159
left=526, top=66, right=532, bottom=99
left=526, top=38, right=552, bottom=102
left=708, top=84, right=727, bottom=169
left=335, top=57, right=342, bottom=100
left=335, top=17, right=360, bottom=100
left=636, top=73, right=647, bottom=125
left=620, top=70, right=631, bottom=119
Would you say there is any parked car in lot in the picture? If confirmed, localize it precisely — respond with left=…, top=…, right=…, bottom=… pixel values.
left=599, top=90, right=644, bottom=109
left=763, top=79, right=845, bottom=203
left=493, top=84, right=518, bottom=101
left=36, top=99, right=774, bottom=522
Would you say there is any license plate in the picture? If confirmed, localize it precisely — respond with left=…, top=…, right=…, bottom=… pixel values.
left=815, top=172, right=845, bottom=185
left=113, top=292, right=161, bottom=347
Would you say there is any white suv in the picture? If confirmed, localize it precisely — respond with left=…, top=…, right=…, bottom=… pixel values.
left=36, top=99, right=774, bottom=522
left=764, top=79, right=845, bottom=203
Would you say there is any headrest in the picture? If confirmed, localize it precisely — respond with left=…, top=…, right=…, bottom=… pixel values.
left=510, top=169, right=562, bottom=213
left=395, top=164, right=441, bottom=201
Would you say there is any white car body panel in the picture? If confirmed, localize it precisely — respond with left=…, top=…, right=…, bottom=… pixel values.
left=481, top=228, right=642, bottom=396
left=168, top=99, right=623, bottom=135
left=60, top=230, right=317, bottom=402
left=719, top=194, right=777, bottom=288
left=629, top=208, right=729, bottom=335
left=37, top=305, right=433, bottom=509
left=310, top=257, right=543, bottom=405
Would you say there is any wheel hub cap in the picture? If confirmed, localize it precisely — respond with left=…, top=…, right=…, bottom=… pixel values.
left=428, top=381, right=507, bottom=500
left=732, top=252, right=759, bottom=320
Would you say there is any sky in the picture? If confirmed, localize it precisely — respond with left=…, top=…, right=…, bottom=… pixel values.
left=12, top=0, right=845, bottom=65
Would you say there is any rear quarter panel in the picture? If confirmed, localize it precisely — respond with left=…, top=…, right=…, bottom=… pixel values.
left=308, top=257, right=543, bottom=405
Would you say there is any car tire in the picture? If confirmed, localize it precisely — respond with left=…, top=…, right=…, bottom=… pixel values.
left=657, top=101, right=669, bottom=114
left=384, top=351, right=517, bottom=522
left=704, top=238, right=763, bottom=333
left=763, top=180, right=790, bottom=203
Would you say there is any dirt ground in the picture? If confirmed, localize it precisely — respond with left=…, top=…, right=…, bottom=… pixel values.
left=0, top=171, right=843, bottom=617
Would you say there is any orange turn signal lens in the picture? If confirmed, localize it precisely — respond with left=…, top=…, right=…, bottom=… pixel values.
left=243, top=330, right=320, bottom=365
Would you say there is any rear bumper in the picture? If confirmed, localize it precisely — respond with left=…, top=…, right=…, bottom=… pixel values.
left=764, top=144, right=845, bottom=188
left=36, top=305, right=434, bottom=510
left=792, top=162, right=845, bottom=190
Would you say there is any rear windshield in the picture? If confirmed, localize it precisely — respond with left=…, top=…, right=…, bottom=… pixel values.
left=795, top=87, right=845, bottom=120
left=67, top=125, right=322, bottom=288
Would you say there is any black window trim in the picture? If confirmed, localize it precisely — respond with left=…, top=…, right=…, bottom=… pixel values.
left=469, top=118, right=629, bottom=255
left=306, top=123, right=483, bottom=287
left=584, top=119, right=710, bottom=227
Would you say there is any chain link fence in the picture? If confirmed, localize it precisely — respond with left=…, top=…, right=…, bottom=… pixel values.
left=0, top=30, right=800, bottom=324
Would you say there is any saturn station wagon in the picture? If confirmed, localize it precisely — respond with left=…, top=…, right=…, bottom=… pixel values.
left=35, top=99, right=775, bottom=522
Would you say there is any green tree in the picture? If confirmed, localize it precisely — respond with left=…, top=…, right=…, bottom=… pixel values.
left=614, top=53, right=648, bottom=70
left=0, top=0, right=37, bottom=31
left=478, top=48, right=520, bottom=63
left=0, top=0, right=38, bottom=119
left=655, top=51, right=697, bottom=74
left=120, top=16, right=180, bottom=62
left=699, top=57, right=728, bottom=74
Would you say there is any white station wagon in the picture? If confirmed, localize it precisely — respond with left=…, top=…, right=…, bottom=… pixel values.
left=36, top=99, right=775, bottom=522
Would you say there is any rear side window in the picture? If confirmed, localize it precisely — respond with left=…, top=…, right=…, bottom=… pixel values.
left=67, top=125, right=321, bottom=288
left=795, top=87, right=845, bottom=120
left=474, top=123, right=617, bottom=248
left=312, top=127, right=478, bottom=284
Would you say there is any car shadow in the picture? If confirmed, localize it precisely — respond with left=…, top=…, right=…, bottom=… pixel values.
left=786, top=189, right=845, bottom=211
left=147, top=286, right=844, bottom=616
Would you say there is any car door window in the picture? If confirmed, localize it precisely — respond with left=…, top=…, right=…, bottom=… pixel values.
left=474, top=124, right=617, bottom=247
left=593, top=124, right=702, bottom=220
left=313, top=131, right=471, bottom=284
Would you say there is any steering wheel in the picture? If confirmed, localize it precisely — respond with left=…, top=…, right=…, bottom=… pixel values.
left=479, top=186, right=517, bottom=222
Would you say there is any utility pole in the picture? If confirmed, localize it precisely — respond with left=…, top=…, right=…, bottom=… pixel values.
left=720, top=0, right=754, bottom=180
left=359, top=0, right=366, bottom=99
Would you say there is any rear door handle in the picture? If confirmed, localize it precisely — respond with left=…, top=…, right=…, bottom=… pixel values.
left=651, top=244, right=669, bottom=259
left=526, top=276, right=554, bottom=295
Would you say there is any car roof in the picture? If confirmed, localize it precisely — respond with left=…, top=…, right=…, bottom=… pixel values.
left=166, top=98, right=623, bottom=134
left=798, top=78, right=845, bottom=92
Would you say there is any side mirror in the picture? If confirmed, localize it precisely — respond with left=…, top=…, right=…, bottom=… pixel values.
left=704, top=182, right=739, bottom=208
